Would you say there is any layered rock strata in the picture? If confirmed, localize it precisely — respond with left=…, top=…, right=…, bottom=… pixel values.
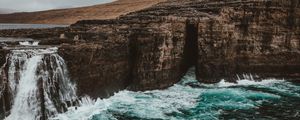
left=0, top=0, right=299, bottom=99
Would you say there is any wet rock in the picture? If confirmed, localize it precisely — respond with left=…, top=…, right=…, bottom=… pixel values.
left=0, top=0, right=299, bottom=98
left=0, top=49, right=9, bottom=117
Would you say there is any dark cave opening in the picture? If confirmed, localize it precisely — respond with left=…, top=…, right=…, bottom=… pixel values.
left=127, top=35, right=138, bottom=88
left=181, top=20, right=199, bottom=76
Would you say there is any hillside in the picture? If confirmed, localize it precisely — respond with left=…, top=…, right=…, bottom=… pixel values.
left=0, top=0, right=165, bottom=25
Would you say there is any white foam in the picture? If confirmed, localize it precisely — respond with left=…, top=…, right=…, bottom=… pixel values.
left=53, top=84, right=201, bottom=120
left=19, top=41, right=39, bottom=46
left=216, top=79, right=285, bottom=87
left=52, top=68, right=290, bottom=120
left=12, top=47, right=58, bottom=54
left=53, top=76, right=287, bottom=120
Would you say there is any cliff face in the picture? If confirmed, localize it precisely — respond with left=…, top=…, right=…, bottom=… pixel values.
left=59, top=19, right=188, bottom=95
left=58, top=25, right=131, bottom=98
left=0, top=0, right=300, bottom=99
left=194, top=0, right=300, bottom=82
left=120, top=0, right=300, bottom=83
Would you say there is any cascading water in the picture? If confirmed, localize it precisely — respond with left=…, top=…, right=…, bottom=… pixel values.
left=0, top=47, right=77, bottom=120
left=19, top=41, right=39, bottom=46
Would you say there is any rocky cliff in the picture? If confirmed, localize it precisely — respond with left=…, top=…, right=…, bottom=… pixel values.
left=1, top=0, right=300, bottom=100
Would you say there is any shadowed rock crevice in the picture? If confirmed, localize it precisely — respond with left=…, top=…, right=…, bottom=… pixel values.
left=181, top=20, right=199, bottom=77
left=287, top=0, right=298, bottom=29
left=127, top=34, right=138, bottom=88
left=37, top=78, right=46, bottom=120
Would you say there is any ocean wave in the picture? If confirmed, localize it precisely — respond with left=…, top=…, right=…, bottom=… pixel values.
left=51, top=69, right=299, bottom=120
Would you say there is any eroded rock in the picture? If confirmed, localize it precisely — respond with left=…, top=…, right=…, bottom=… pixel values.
left=0, top=0, right=299, bottom=99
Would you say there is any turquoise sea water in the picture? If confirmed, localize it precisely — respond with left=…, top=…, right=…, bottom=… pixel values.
left=53, top=68, right=300, bottom=120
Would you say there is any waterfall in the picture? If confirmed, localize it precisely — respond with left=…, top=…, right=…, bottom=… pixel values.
left=0, top=47, right=77, bottom=120
left=19, top=41, right=39, bottom=46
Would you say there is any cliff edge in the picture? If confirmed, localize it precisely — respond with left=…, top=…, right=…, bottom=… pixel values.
left=0, top=0, right=299, bottom=98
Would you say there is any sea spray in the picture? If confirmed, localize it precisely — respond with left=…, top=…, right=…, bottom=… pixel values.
left=52, top=68, right=300, bottom=120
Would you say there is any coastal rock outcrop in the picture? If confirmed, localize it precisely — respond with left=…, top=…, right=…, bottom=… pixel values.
left=60, top=18, right=189, bottom=94
left=121, top=0, right=300, bottom=83
left=0, top=0, right=299, bottom=100
left=58, top=26, right=131, bottom=98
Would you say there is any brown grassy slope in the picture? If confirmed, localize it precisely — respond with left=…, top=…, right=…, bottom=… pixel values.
left=0, top=0, right=166, bottom=25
